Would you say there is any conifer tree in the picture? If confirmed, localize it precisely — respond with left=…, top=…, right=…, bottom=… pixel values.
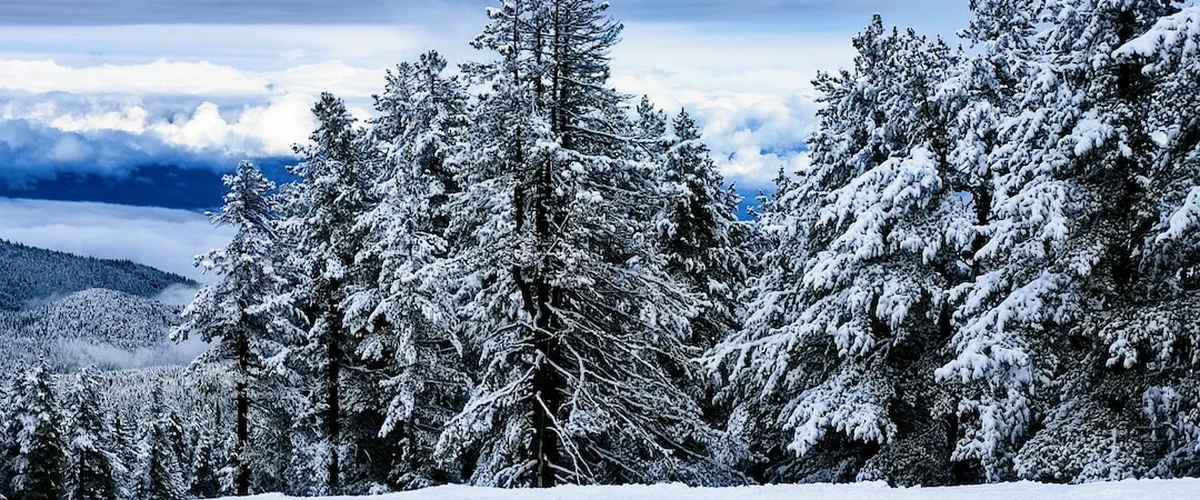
left=657, top=109, right=747, bottom=350
left=283, top=92, right=381, bottom=494
left=136, top=416, right=189, bottom=500
left=349, top=49, right=472, bottom=488
left=4, top=360, right=68, bottom=500
left=174, top=160, right=287, bottom=496
left=437, top=0, right=728, bottom=487
left=66, top=367, right=122, bottom=500
left=941, top=0, right=1179, bottom=482
left=712, top=16, right=967, bottom=485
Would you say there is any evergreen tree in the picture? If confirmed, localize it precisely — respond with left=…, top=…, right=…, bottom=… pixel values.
left=187, top=429, right=220, bottom=499
left=931, top=0, right=1041, bottom=483
left=4, top=360, right=68, bottom=500
left=283, top=92, right=381, bottom=494
left=712, top=16, right=967, bottom=485
left=110, top=416, right=139, bottom=499
left=173, top=160, right=288, bottom=496
left=657, top=109, right=748, bottom=350
left=940, top=0, right=1179, bottom=482
left=136, top=415, right=189, bottom=500
left=66, top=367, right=122, bottom=500
left=351, top=49, right=472, bottom=488
left=437, top=0, right=729, bottom=487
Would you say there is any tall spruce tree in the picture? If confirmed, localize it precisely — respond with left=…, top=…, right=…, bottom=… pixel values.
left=173, top=160, right=287, bottom=496
left=66, top=368, right=122, bottom=500
left=1109, top=4, right=1200, bottom=479
left=284, top=92, right=381, bottom=494
left=940, top=0, right=1179, bottom=482
left=931, top=0, right=1040, bottom=483
left=436, top=0, right=729, bottom=487
left=4, top=360, right=68, bottom=500
left=712, top=16, right=968, bottom=485
left=657, top=109, right=747, bottom=350
left=136, top=412, right=188, bottom=500
left=346, top=49, right=472, bottom=488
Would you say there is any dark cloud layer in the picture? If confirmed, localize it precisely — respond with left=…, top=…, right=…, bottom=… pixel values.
left=0, top=118, right=297, bottom=209
left=0, top=0, right=964, bottom=29
left=0, top=0, right=393, bottom=25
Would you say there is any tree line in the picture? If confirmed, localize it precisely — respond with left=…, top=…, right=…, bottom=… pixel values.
left=2, top=0, right=1199, bottom=497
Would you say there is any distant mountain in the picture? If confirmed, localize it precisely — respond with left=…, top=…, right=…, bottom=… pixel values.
left=0, top=288, right=194, bottom=371
left=0, top=238, right=195, bottom=311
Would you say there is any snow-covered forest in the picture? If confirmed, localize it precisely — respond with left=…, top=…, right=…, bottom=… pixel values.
left=2, top=0, right=1200, bottom=497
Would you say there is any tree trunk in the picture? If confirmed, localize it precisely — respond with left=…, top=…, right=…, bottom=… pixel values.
left=236, top=379, right=250, bottom=496
left=326, top=333, right=340, bottom=489
left=236, top=312, right=252, bottom=496
left=327, top=318, right=342, bottom=492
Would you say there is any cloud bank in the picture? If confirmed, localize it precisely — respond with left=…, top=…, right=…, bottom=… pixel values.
left=0, top=198, right=232, bottom=281
left=0, top=4, right=972, bottom=195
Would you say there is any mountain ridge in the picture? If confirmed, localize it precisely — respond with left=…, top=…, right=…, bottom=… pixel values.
left=0, top=238, right=196, bottom=311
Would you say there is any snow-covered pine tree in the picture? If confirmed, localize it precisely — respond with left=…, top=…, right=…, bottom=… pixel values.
left=65, top=367, right=122, bottom=500
left=657, top=109, right=748, bottom=351
left=187, top=428, right=220, bottom=499
left=135, top=411, right=189, bottom=500
left=941, top=0, right=1178, bottom=483
left=711, top=16, right=969, bottom=486
left=283, top=92, right=382, bottom=494
left=337, top=49, right=472, bottom=489
left=1102, top=0, right=1200, bottom=480
left=632, top=95, right=669, bottom=163
left=931, top=0, right=1041, bottom=483
left=110, top=416, right=139, bottom=498
left=0, top=377, right=10, bottom=497
left=173, top=160, right=287, bottom=496
left=436, top=0, right=728, bottom=487
left=3, top=360, right=68, bottom=500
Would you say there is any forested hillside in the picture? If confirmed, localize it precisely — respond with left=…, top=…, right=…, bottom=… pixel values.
left=0, top=288, right=188, bottom=370
left=0, top=239, right=194, bottom=311
left=1, top=0, right=1198, bottom=498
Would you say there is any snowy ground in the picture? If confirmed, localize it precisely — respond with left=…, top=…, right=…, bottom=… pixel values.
left=238, top=478, right=1200, bottom=500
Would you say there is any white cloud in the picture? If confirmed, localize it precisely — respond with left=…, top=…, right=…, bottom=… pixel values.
left=0, top=12, right=959, bottom=192
left=0, top=198, right=232, bottom=281
left=611, top=26, right=853, bottom=188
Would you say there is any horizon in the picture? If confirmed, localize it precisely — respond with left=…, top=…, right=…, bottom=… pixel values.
left=0, top=0, right=971, bottom=276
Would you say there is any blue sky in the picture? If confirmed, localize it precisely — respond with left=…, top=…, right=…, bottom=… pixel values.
left=0, top=0, right=970, bottom=276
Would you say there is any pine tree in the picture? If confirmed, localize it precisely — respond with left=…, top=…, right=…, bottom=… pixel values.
left=283, top=92, right=381, bottom=494
left=136, top=416, right=189, bottom=500
left=436, top=0, right=728, bottom=487
left=65, top=367, right=122, bottom=500
left=939, top=0, right=1178, bottom=482
left=110, top=416, right=139, bottom=499
left=3, top=360, right=67, bottom=500
left=711, top=16, right=967, bottom=485
left=173, top=160, right=288, bottom=496
left=931, top=0, right=1041, bottom=483
left=657, top=109, right=748, bottom=350
left=187, top=429, right=220, bottom=499
left=350, top=49, right=471, bottom=488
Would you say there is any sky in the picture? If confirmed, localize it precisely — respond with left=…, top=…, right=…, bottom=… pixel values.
left=0, top=0, right=972, bottom=277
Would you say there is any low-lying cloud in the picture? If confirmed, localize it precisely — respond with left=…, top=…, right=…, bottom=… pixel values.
left=0, top=198, right=232, bottom=281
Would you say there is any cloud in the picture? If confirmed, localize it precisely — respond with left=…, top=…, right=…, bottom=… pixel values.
left=154, top=283, right=203, bottom=307
left=0, top=88, right=322, bottom=187
left=0, top=198, right=233, bottom=281
left=57, top=337, right=212, bottom=370
left=0, top=58, right=392, bottom=99
left=0, top=6, right=974, bottom=194
left=0, top=118, right=227, bottom=186
left=0, top=0, right=969, bottom=34
left=0, top=0, right=396, bottom=26
left=609, top=26, right=852, bottom=188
